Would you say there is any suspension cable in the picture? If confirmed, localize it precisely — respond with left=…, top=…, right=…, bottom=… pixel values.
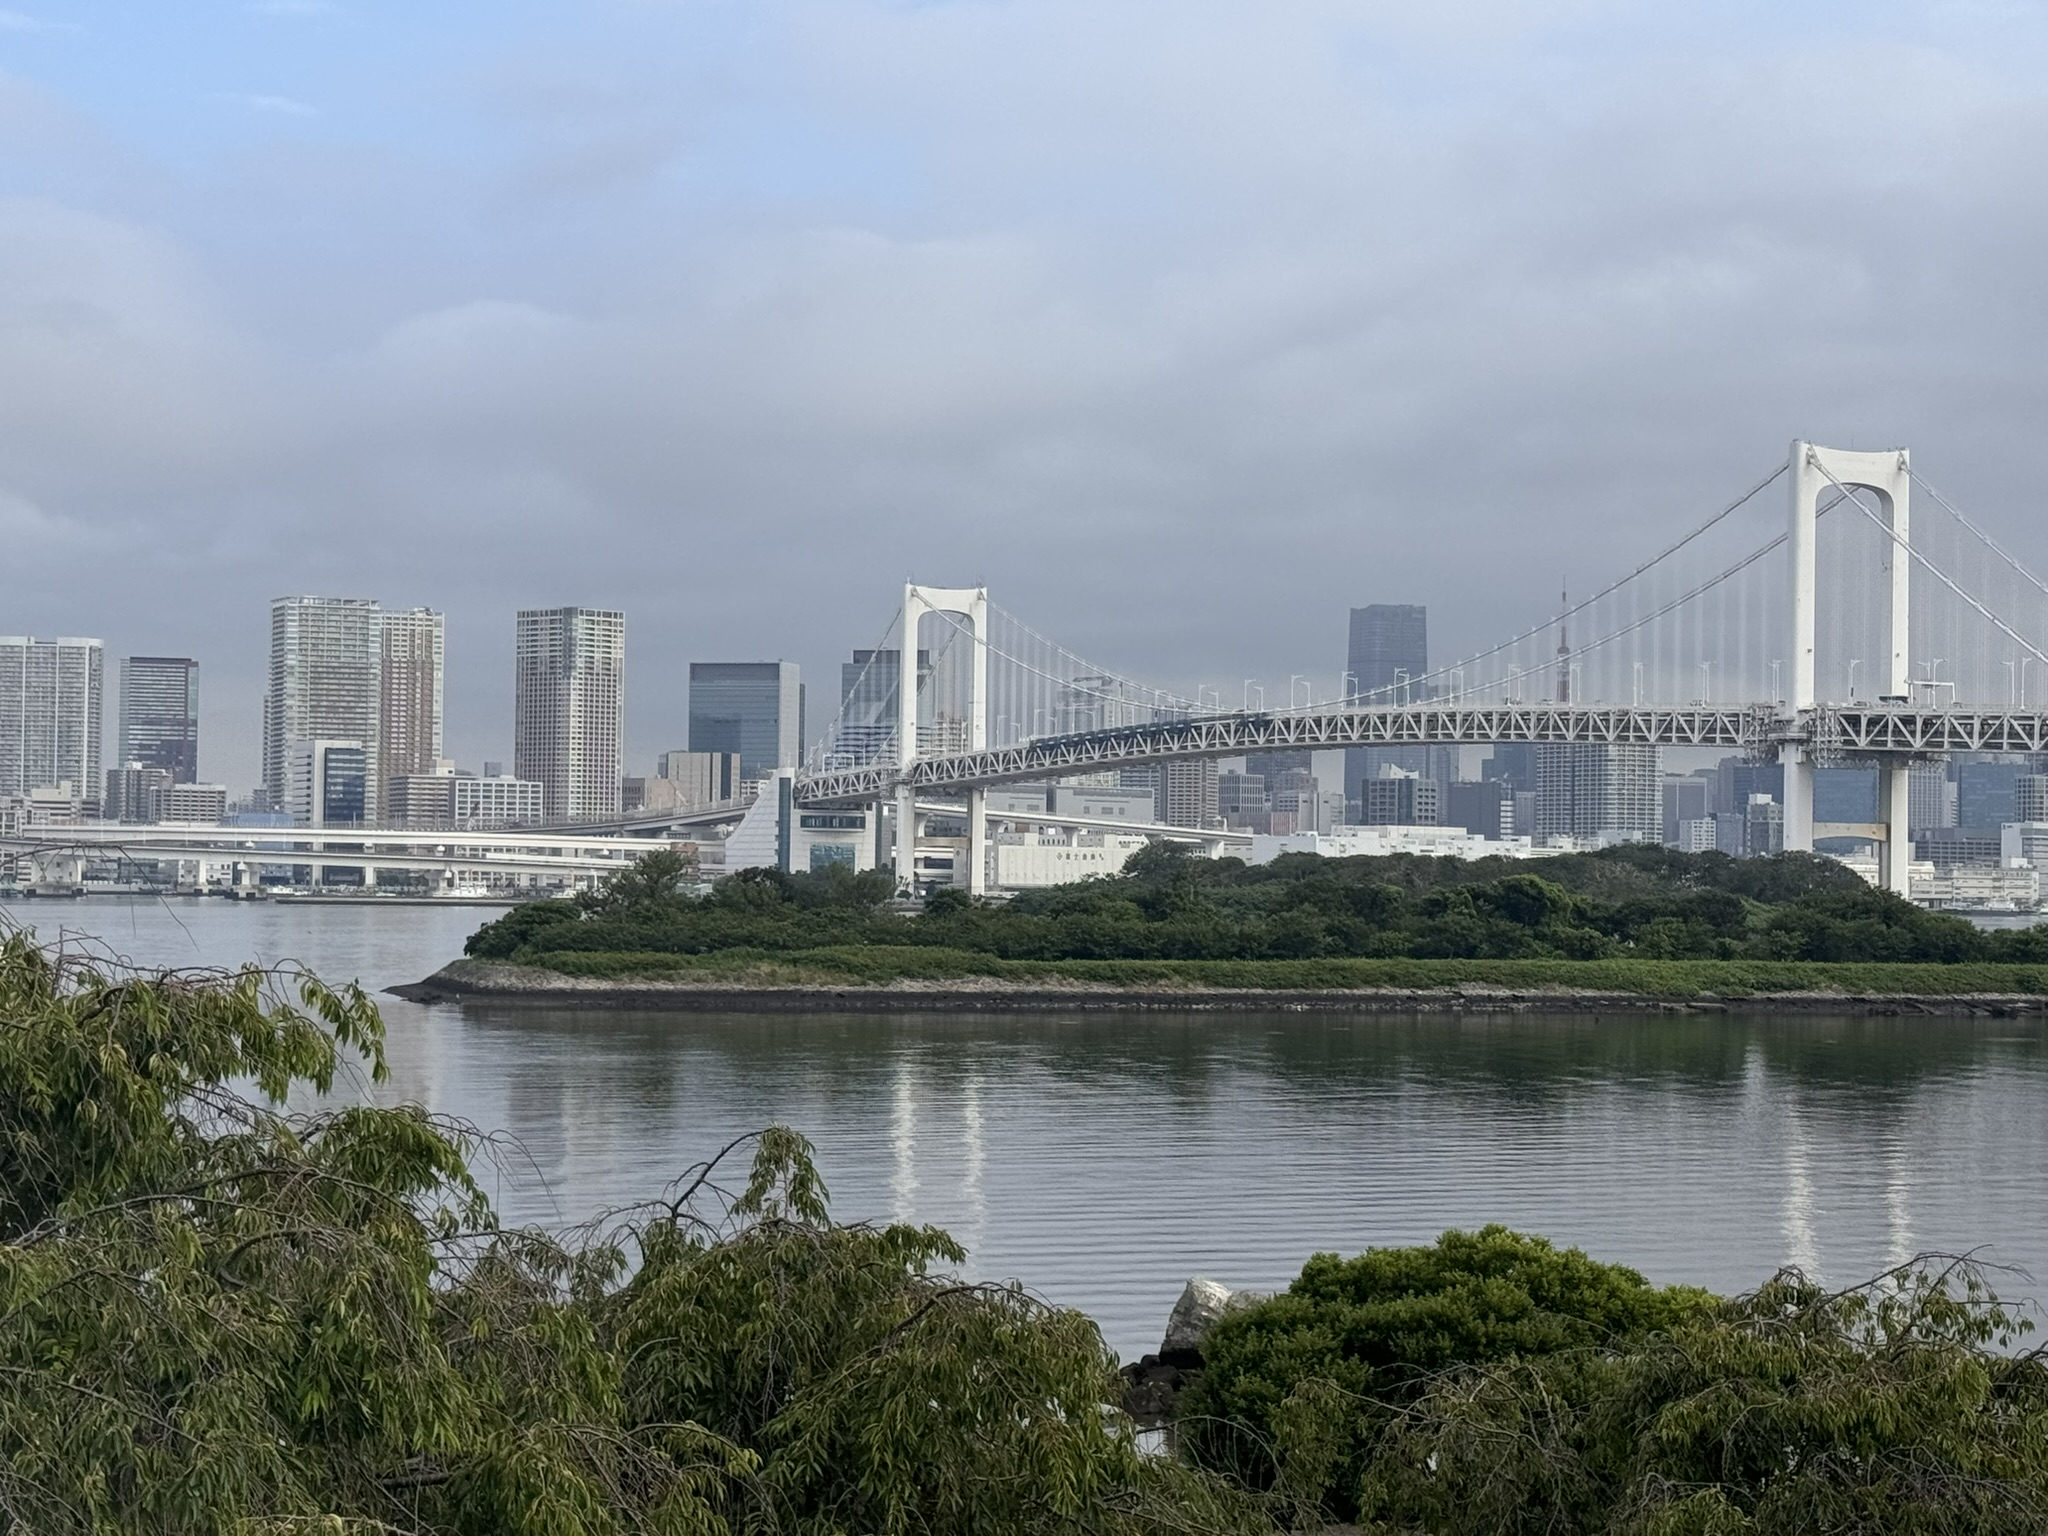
left=1909, top=469, right=2048, bottom=604
left=925, top=606, right=1197, bottom=719
left=1371, top=458, right=1788, bottom=704
left=1813, top=459, right=2048, bottom=676
left=984, top=602, right=1202, bottom=711
left=1542, top=534, right=1790, bottom=679
left=807, top=603, right=904, bottom=769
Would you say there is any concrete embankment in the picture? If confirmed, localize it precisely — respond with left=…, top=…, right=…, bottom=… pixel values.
left=390, top=959, right=2048, bottom=1015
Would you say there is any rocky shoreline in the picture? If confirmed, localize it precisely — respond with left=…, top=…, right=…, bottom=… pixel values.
left=388, top=958, right=2048, bottom=1015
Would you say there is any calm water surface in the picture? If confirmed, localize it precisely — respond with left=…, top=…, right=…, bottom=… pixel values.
left=8, top=895, right=2048, bottom=1360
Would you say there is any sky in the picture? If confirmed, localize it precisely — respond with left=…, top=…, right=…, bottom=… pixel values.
left=7, top=0, right=2048, bottom=789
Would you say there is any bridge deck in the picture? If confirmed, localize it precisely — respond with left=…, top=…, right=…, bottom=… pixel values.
left=795, top=704, right=2048, bottom=804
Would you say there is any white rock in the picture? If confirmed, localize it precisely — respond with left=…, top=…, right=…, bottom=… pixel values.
left=1161, top=1276, right=1241, bottom=1356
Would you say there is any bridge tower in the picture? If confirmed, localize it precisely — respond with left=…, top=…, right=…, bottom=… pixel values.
left=895, top=585, right=989, bottom=896
left=1786, top=441, right=1912, bottom=894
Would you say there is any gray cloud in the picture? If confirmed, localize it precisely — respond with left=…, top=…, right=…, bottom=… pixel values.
left=4, top=2, right=2048, bottom=787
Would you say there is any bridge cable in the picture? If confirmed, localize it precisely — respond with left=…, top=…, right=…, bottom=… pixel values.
left=808, top=602, right=906, bottom=770
left=925, top=606, right=1198, bottom=721
left=1909, top=469, right=2048, bottom=604
left=1543, top=487, right=1867, bottom=699
left=985, top=602, right=1202, bottom=711
left=1534, top=533, right=1790, bottom=682
left=1375, top=459, right=1788, bottom=704
left=1812, top=460, right=2048, bottom=677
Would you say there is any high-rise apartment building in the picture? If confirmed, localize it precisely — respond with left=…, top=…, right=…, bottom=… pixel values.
left=1909, top=763, right=1957, bottom=832
left=1534, top=744, right=1661, bottom=845
left=515, top=607, right=626, bottom=822
left=118, top=656, right=199, bottom=783
left=378, top=609, right=444, bottom=821
left=1159, top=758, right=1220, bottom=829
left=0, top=637, right=103, bottom=801
left=264, top=598, right=382, bottom=816
left=689, top=661, right=803, bottom=781
left=1344, top=603, right=1449, bottom=804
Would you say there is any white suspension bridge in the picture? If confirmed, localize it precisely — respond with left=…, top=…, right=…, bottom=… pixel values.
left=791, top=439, right=2048, bottom=900
left=7, top=437, right=2045, bottom=902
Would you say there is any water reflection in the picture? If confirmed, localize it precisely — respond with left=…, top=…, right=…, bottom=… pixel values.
left=6, top=898, right=2048, bottom=1360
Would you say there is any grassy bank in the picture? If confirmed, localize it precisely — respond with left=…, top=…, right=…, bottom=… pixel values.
left=512, top=945, right=2048, bottom=996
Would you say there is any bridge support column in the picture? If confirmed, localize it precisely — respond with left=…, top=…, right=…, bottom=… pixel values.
left=967, top=788, right=986, bottom=898
left=1781, top=746, right=1814, bottom=853
left=1879, top=764, right=1912, bottom=897
left=894, top=786, right=918, bottom=896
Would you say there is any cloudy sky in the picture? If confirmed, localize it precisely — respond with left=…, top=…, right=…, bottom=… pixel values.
left=5, top=0, right=2048, bottom=786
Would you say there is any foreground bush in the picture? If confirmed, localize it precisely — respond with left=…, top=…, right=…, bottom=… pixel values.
left=0, top=929, right=1264, bottom=1535
left=1180, top=1228, right=1713, bottom=1523
left=1182, top=1236, right=2048, bottom=1534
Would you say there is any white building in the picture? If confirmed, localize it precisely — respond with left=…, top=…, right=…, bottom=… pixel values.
left=990, top=829, right=1150, bottom=888
left=1673, top=816, right=1720, bottom=853
left=516, top=607, right=625, bottom=822
left=0, top=637, right=103, bottom=803
left=1915, top=861, right=2038, bottom=910
left=1247, top=825, right=1537, bottom=865
left=2000, top=822, right=2048, bottom=870
left=723, top=776, right=875, bottom=875
left=454, top=774, right=545, bottom=829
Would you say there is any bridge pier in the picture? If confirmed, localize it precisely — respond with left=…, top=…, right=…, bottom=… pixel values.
left=894, top=785, right=918, bottom=895
left=1879, top=763, right=1912, bottom=897
left=1781, top=746, right=1814, bottom=854
left=966, top=788, right=986, bottom=898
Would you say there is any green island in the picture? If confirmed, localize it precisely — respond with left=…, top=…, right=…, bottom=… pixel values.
left=7, top=927, right=2048, bottom=1534
left=428, top=843, right=2048, bottom=1004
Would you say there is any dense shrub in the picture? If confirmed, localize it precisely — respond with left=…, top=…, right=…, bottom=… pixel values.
left=1179, top=1228, right=1711, bottom=1522
left=1349, top=1259, right=2048, bottom=1534
left=1178, top=1235, right=2048, bottom=1534
left=467, top=844, right=2047, bottom=973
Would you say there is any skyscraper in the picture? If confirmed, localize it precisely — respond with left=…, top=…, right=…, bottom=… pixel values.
left=264, top=598, right=382, bottom=816
left=1343, top=603, right=1448, bottom=807
left=689, top=661, right=803, bottom=780
left=118, top=656, right=199, bottom=783
left=378, top=608, right=444, bottom=820
left=1534, top=744, right=1662, bottom=845
left=833, top=649, right=927, bottom=765
left=0, top=637, right=103, bottom=801
left=515, top=606, right=626, bottom=822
